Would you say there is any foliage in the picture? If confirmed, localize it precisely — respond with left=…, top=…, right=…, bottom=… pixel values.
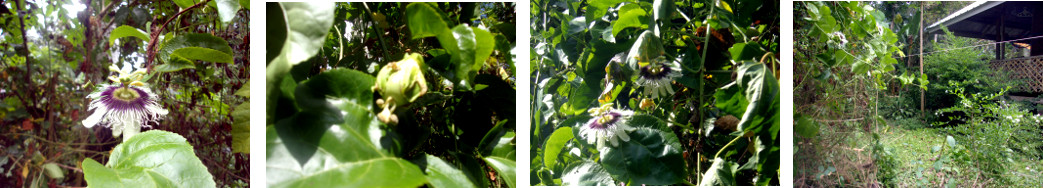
left=935, top=82, right=1043, bottom=185
left=531, top=0, right=780, bottom=185
left=265, top=2, right=516, bottom=188
left=870, top=132, right=898, bottom=187
left=921, top=28, right=1017, bottom=113
left=798, top=2, right=1043, bottom=186
left=82, top=130, right=214, bottom=187
left=0, top=0, right=249, bottom=187
left=794, top=1, right=924, bottom=187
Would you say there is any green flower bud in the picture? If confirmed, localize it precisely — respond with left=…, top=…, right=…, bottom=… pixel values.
left=374, top=53, right=428, bottom=124
left=626, top=30, right=666, bottom=80
left=376, top=53, right=429, bottom=106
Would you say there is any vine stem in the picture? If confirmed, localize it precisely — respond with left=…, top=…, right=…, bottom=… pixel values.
left=145, top=0, right=213, bottom=72
left=682, top=181, right=696, bottom=186
left=697, top=0, right=718, bottom=182
left=715, top=134, right=742, bottom=159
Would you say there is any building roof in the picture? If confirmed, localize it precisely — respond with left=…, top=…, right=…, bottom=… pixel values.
left=925, top=1, right=1042, bottom=41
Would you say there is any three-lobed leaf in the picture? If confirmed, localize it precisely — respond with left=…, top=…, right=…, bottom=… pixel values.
left=599, top=115, right=685, bottom=185
left=82, top=130, right=215, bottom=187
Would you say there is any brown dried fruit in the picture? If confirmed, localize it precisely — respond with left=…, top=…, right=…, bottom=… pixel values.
left=714, top=115, right=739, bottom=132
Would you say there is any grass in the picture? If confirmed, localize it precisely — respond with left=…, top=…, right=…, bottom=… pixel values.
left=879, top=118, right=1043, bottom=187
left=796, top=116, right=1043, bottom=187
left=877, top=124, right=952, bottom=186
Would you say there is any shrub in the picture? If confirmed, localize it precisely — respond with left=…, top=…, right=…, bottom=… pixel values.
left=921, top=28, right=1019, bottom=112
left=935, top=82, right=1043, bottom=184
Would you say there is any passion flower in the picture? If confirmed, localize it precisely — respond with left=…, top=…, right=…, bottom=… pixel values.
left=82, top=64, right=168, bottom=141
left=636, top=56, right=682, bottom=98
left=579, top=103, right=636, bottom=149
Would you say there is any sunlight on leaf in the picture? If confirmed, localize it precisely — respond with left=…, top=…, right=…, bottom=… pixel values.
left=108, top=25, right=149, bottom=46
left=82, top=131, right=215, bottom=187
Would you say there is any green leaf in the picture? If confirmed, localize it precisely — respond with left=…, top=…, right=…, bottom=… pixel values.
left=700, top=157, right=739, bottom=186
left=600, top=115, right=685, bottom=185
left=880, top=56, right=897, bottom=72
left=561, top=82, right=598, bottom=116
left=815, top=53, right=835, bottom=67
left=154, top=60, right=196, bottom=73
left=268, top=2, right=335, bottom=82
left=215, top=0, right=242, bottom=25
left=158, top=33, right=234, bottom=72
left=407, top=3, right=451, bottom=40
left=814, top=5, right=836, bottom=34
left=795, top=114, right=819, bottom=138
left=561, top=160, right=615, bottom=186
left=406, top=3, right=495, bottom=90
left=567, top=17, right=587, bottom=35
left=42, top=163, right=63, bottom=179
left=108, top=25, right=149, bottom=46
left=734, top=62, right=779, bottom=135
left=267, top=2, right=287, bottom=63
left=267, top=68, right=427, bottom=188
left=714, top=83, right=748, bottom=117
left=407, top=3, right=460, bottom=67
left=172, top=47, right=234, bottom=63
left=231, top=101, right=250, bottom=153
left=82, top=130, right=215, bottom=187
left=652, top=0, right=674, bottom=27
left=422, top=155, right=476, bottom=188
left=728, top=42, right=764, bottom=61
left=240, top=0, right=250, bottom=9
left=447, top=25, right=490, bottom=90
left=537, top=168, right=556, bottom=186
left=898, top=72, right=915, bottom=85
left=483, top=157, right=516, bottom=188
left=947, top=135, right=956, bottom=147
left=625, top=30, right=664, bottom=72
left=235, top=81, right=250, bottom=97
left=472, top=26, right=495, bottom=73
left=612, top=3, right=650, bottom=36
left=834, top=50, right=855, bottom=65
left=491, top=132, right=516, bottom=159
left=586, top=0, right=628, bottom=24
left=851, top=61, right=870, bottom=75
left=173, top=0, right=201, bottom=9
left=543, top=127, right=574, bottom=173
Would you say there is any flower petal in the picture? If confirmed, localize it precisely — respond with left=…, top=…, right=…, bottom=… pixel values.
left=616, top=128, right=631, bottom=142
left=82, top=106, right=107, bottom=128
left=111, top=120, right=123, bottom=137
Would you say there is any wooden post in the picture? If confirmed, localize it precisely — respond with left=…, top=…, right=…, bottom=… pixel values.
left=920, top=2, right=925, bottom=118
left=998, top=4, right=1007, bottom=59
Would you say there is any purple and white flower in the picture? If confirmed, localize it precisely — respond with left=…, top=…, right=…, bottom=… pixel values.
left=579, top=104, right=635, bottom=149
left=636, top=56, right=682, bottom=98
left=82, top=64, right=167, bottom=140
